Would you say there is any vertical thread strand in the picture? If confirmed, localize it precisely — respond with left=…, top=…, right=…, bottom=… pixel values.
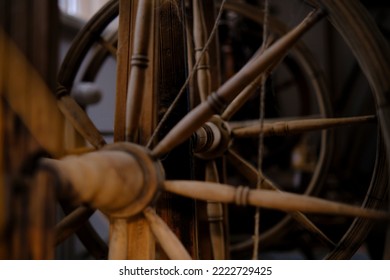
left=253, top=0, right=270, bottom=260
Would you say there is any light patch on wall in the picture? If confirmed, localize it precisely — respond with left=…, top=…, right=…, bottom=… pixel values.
left=58, top=0, right=110, bottom=21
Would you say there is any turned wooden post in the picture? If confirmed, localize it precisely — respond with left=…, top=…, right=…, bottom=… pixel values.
left=114, top=0, right=159, bottom=259
left=193, top=0, right=211, bottom=102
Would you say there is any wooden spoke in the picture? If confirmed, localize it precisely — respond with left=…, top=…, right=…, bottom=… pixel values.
left=213, top=9, right=324, bottom=103
left=193, top=0, right=212, bottom=102
left=228, top=115, right=321, bottom=129
left=143, top=207, right=192, bottom=260
left=114, top=0, right=159, bottom=260
left=163, top=180, right=389, bottom=220
left=0, top=29, right=66, bottom=157
left=124, top=1, right=156, bottom=142
left=108, top=218, right=128, bottom=260
left=226, top=149, right=274, bottom=190
left=221, top=37, right=276, bottom=122
left=55, top=206, right=95, bottom=245
left=232, top=115, right=376, bottom=138
left=152, top=9, right=324, bottom=157
left=226, top=149, right=335, bottom=247
left=97, top=36, right=117, bottom=58
left=205, top=160, right=226, bottom=259
left=57, top=95, right=106, bottom=149
left=58, top=200, right=108, bottom=259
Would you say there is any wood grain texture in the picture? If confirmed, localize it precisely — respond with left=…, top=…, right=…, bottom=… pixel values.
left=164, top=180, right=390, bottom=219
left=125, top=0, right=155, bottom=141
left=233, top=115, right=376, bottom=137
left=0, top=0, right=60, bottom=259
left=144, top=207, right=191, bottom=260
left=205, top=161, right=226, bottom=259
left=193, top=0, right=211, bottom=102
left=0, top=29, right=65, bottom=158
left=114, top=0, right=159, bottom=259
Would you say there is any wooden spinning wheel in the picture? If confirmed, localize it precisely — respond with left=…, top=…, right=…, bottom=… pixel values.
left=1, top=0, right=390, bottom=260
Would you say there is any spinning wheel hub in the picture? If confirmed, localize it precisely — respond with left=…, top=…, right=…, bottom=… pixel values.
left=193, top=115, right=231, bottom=159
left=43, top=143, right=164, bottom=218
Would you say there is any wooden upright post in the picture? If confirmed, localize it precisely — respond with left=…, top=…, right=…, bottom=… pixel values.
left=114, top=0, right=158, bottom=259
left=114, top=0, right=198, bottom=259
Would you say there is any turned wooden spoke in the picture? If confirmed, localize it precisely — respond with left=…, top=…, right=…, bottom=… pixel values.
left=97, top=36, right=117, bottom=58
left=152, top=9, right=324, bottom=157
left=163, top=180, right=389, bottom=220
left=143, top=207, right=192, bottom=260
left=193, top=0, right=212, bottom=102
left=232, top=115, right=376, bottom=138
left=228, top=115, right=321, bottom=129
left=221, top=75, right=263, bottom=121
left=221, top=37, right=277, bottom=122
left=115, top=0, right=159, bottom=259
left=125, top=1, right=155, bottom=141
left=55, top=206, right=95, bottom=245
left=212, top=9, right=324, bottom=103
left=58, top=200, right=108, bottom=259
left=57, top=95, right=106, bottom=148
left=205, top=160, right=226, bottom=259
left=226, top=149, right=335, bottom=247
left=108, top=218, right=128, bottom=260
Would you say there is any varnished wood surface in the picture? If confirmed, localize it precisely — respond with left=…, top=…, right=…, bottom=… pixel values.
left=163, top=180, right=390, bottom=219
left=114, top=0, right=158, bottom=259
left=151, top=10, right=325, bottom=157
left=155, top=0, right=198, bottom=259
